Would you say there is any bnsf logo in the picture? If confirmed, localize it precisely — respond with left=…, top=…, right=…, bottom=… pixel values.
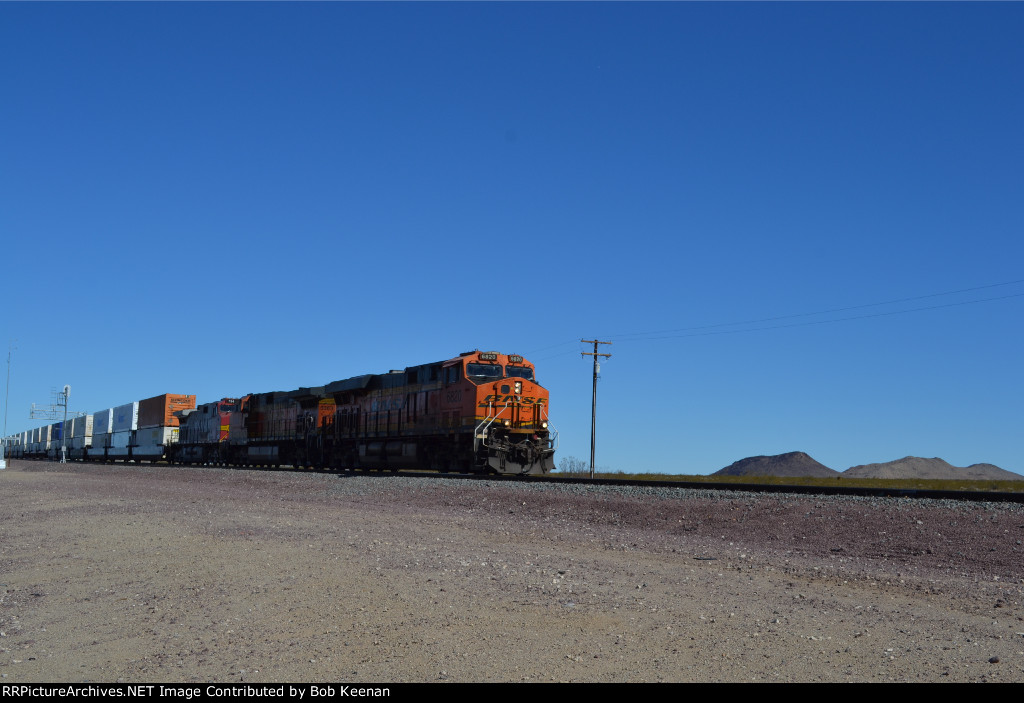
left=478, top=394, right=546, bottom=406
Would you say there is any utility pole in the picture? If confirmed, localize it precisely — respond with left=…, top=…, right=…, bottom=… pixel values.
left=60, top=385, right=69, bottom=464
left=1, top=342, right=12, bottom=470
left=581, top=339, right=611, bottom=479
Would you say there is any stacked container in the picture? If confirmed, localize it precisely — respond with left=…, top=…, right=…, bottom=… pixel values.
left=73, top=415, right=93, bottom=447
left=91, top=408, right=114, bottom=458
left=66, top=418, right=77, bottom=457
left=134, top=394, right=196, bottom=459
left=108, top=402, right=139, bottom=459
left=42, top=425, right=50, bottom=455
left=46, top=422, right=60, bottom=459
left=69, top=415, right=94, bottom=459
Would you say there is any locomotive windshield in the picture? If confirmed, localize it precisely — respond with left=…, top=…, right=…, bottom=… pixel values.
left=466, top=363, right=503, bottom=382
left=505, top=365, right=534, bottom=381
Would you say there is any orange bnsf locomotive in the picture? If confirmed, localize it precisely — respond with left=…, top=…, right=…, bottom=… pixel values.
left=169, top=350, right=557, bottom=475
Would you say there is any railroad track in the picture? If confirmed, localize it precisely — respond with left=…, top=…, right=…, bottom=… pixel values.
left=380, top=468, right=1024, bottom=503
left=14, top=458, right=1024, bottom=503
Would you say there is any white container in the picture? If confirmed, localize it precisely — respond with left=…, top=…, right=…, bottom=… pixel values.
left=135, top=426, right=178, bottom=446
left=134, top=426, right=178, bottom=458
left=109, top=431, right=133, bottom=457
left=93, top=409, right=113, bottom=435
left=73, top=415, right=94, bottom=438
left=112, top=402, right=139, bottom=433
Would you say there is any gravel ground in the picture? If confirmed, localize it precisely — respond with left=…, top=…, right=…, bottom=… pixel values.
left=1, top=459, right=1022, bottom=683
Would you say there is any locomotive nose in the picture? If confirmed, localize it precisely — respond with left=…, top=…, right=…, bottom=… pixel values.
left=494, top=380, right=524, bottom=396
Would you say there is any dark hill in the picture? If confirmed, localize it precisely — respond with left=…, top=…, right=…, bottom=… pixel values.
left=843, top=457, right=1021, bottom=480
left=714, top=452, right=838, bottom=478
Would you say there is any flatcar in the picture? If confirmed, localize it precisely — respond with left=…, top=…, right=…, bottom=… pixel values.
left=4, top=350, right=558, bottom=476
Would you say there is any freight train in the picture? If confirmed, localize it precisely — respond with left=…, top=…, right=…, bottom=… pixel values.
left=2, top=350, right=557, bottom=476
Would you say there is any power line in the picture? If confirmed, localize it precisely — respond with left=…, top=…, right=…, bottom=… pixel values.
left=619, top=291, right=1024, bottom=342
left=524, top=278, right=1023, bottom=363
left=607, top=277, right=1024, bottom=340
left=524, top=339, right=580, bottom=355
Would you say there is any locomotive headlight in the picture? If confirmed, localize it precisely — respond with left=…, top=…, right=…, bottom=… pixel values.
left=503, top=420, right=511, bottom=427
left=514, top=381, right=522, bottom=394
left=541, top=421, right=548, bottom=429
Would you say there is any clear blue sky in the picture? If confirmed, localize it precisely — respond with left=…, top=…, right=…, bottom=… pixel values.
left=2, top=3, right=1022, bottom=474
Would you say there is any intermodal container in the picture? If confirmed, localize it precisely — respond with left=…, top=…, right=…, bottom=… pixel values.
left=73, top=415, right=94, bottom=439
left=112, top=402, right=139, bottom=433
left=93, top=408, right=113, bottom=435
left=138, top=394, right=196, bottom=429
left=108, top=431, right=133, bottom=457
left=134, top=426, right=179, bottom=457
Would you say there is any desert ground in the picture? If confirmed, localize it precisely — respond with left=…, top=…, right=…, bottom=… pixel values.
left=1, top=459, right=1022, bottom=683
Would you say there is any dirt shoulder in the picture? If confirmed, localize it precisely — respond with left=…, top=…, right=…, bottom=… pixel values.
left=1, top=460, right=1022, bottom=682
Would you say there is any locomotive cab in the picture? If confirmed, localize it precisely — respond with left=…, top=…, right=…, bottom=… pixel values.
left=452, top=351, right=556, bottom=475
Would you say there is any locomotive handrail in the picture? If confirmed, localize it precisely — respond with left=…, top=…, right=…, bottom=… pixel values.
left=474, top=401, right=511, bottom=453
left=540, top=405, right=559, bottom=452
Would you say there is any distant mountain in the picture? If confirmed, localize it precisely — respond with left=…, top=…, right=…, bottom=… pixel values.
left=714, top=451, right=839, bottom=478
left=844, top=457, right=1021, bottom=480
